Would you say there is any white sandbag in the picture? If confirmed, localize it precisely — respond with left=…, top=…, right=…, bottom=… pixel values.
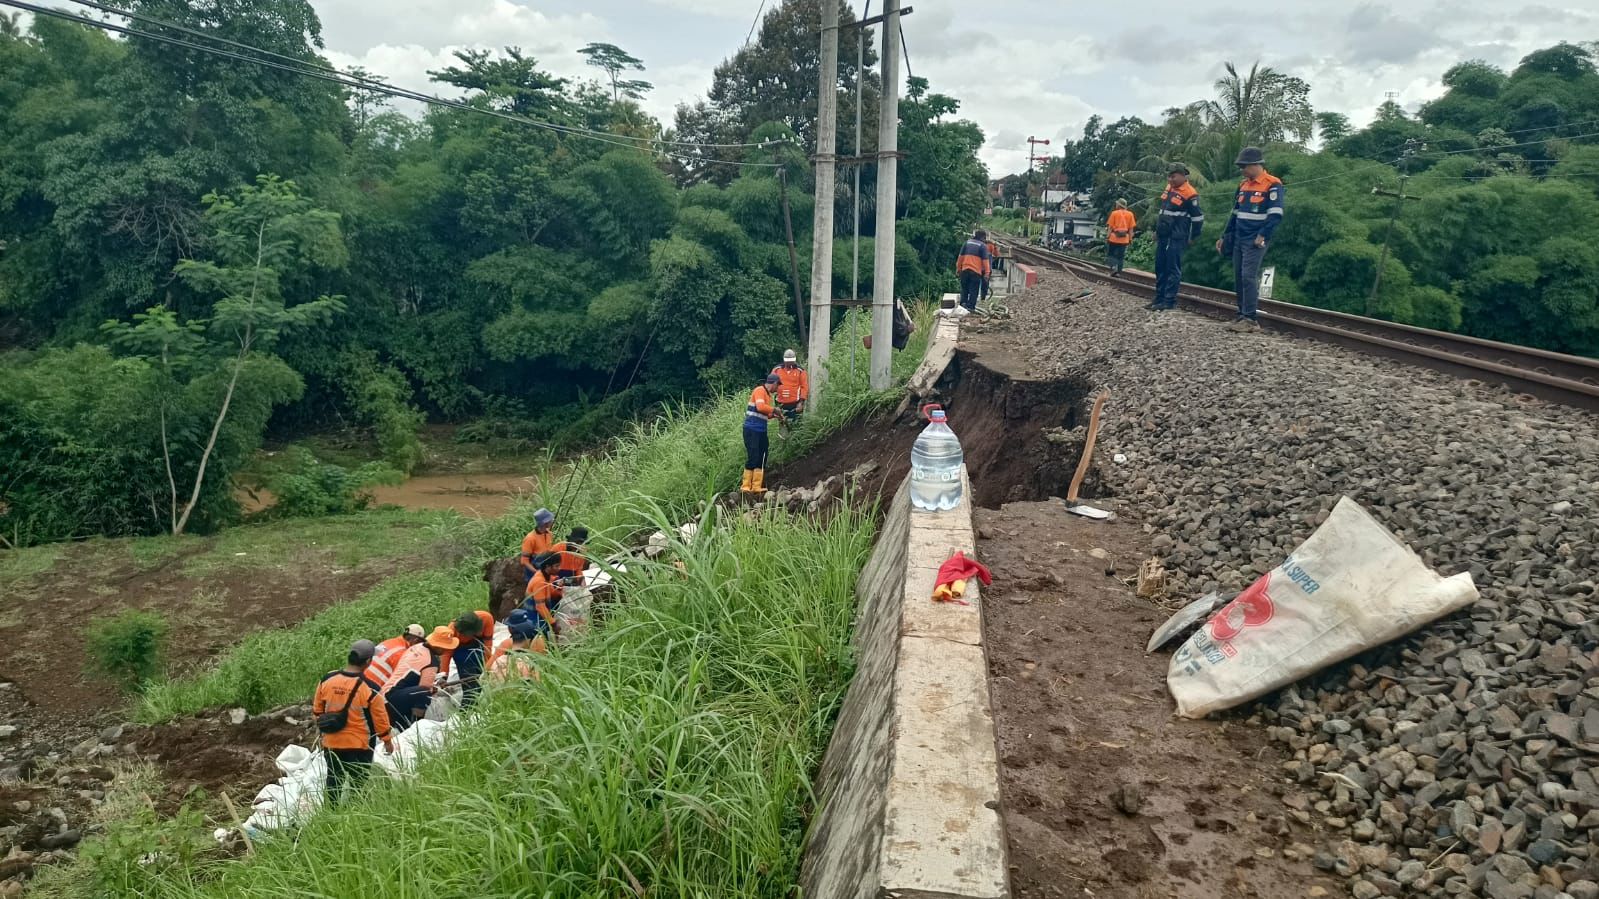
left=374, top=717, right=457, bottom=778
left=555, top=585, right=593, bottom=638
left=1168, top=496, right=1478, bottom=718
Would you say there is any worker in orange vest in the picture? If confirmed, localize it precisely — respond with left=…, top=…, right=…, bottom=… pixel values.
left=770, top=349, right=809, bottom=421
left=524, top=552, right=568, bottom=640
left=1106, top=199, right=1136, bottom=275
left=365, top=623, right=425, bottom=686
left=489, top=613, right=544, bottom=681
left=550, top=527, right=588, bottom=586
left=519, top=508, right=556, bottom=583
left=379, top=625, right=456, bottom=731
left=312, top=639, right=394, bottom=805
left=954, top=230, right=992, bottom=312
left=438, top=610, right=494, bottom=707
left=742, top=372, right=783, bottom=496
left=1218, top=146, right=1284, bottom=331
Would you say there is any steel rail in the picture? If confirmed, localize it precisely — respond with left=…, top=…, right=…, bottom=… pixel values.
left=999, top=239, right=1599, bottom=413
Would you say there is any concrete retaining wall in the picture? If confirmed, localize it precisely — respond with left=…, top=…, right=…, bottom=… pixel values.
left=800, top=317, right=1009, bottom=899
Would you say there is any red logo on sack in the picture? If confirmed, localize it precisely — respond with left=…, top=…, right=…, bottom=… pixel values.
left=1208, top=574, right=1276, bottom=641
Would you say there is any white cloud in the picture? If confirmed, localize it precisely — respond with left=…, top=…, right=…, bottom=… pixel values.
left=296, top=0, right=1596, bottom=177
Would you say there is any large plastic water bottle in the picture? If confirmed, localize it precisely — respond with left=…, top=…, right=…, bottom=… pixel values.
left=910, top=404, right=964, bottom=512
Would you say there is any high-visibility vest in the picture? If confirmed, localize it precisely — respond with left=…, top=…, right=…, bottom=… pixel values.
left=366, top=635, right=411, bottom=685
left=380, top=643, right=436, bottom=694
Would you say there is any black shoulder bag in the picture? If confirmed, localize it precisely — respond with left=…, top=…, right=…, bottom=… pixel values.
left=315, top=675, right=363, bottom=735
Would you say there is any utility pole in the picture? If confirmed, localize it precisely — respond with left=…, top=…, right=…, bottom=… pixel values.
left=851, top=0, right=871, bottom=379
left=1369, top=139, right=1422, bottom=310
left=806, top=0, right=840, bottom=404
left=868, top=0, right=900, bottom=390
left=1027, top=136, right=1050, bottom=244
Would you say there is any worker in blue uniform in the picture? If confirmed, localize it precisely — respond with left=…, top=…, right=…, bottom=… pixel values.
left=1217, top=146, right=1284, bottom=332
left=1152, top=163, right=1204, bottom=311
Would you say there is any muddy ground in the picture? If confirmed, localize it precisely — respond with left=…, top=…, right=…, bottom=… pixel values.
left=980, top=500, right=1343, bottom=898
left=774, top=330, right=1099, bottom=508
left=0, top=515, right=465, bottom=891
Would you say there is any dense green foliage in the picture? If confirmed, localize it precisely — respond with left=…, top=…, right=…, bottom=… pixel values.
left=1042, top=44, right=1599, bottom=354
left=0, top=0, right=986, bottom=545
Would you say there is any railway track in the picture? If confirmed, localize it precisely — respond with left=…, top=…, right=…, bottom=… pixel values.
left=1000, top=239, right=1599, bottom=413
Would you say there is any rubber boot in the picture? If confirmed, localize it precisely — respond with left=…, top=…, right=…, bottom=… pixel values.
left=740, top=469, right=754, bottom=493
left=751, top=468, right=766, bottom=496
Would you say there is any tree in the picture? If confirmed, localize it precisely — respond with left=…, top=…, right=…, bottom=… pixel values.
left=1203, top=61, right=1314, bottom=146
left=1314, top=112, right=1352, bottom=144
left=578, top=42, right=653, bottom=102
left=103, top=176, right=345, bottom=535
left=671, top=0, right=877, bottom=182
left=430, top=48, right=571, bottom=116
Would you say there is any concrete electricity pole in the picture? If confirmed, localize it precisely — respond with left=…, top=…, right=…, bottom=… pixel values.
left=868, top=0, right=901, bottom=390
left=806, top=0, right=840, bottom=403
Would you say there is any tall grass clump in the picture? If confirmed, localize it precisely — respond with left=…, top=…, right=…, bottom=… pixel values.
left=113, top=503, right=873, bottom=899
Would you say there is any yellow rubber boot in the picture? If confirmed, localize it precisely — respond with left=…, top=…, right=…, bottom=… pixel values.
left=752, top=468, right=766, bottom=495
left=740, top=469, right=754, bottom=493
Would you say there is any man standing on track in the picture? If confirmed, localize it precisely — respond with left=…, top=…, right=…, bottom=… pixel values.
left=1153, top=164, right=1204, bottom=311
left=1105, top=199, right=1136, bottom=276
left=955, top=229, right=992, bottom=312
left=1218, top=146, right=1284, bottom=332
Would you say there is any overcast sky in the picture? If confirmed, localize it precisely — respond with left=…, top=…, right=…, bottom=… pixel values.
left=311, top=0, right=1599, bottom=177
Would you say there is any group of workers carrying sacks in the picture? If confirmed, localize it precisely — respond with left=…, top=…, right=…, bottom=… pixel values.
left=311, top=507, right=587, bottom=804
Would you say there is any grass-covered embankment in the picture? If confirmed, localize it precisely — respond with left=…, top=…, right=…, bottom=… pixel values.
left=81, top=506, right=873, bottom=897
left=137, top=307, right=929, bottom=723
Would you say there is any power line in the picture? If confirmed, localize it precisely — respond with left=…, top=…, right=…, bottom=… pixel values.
left=743, top=0, right=768, bottom=47
left=33, top=0, right=784, bottom=156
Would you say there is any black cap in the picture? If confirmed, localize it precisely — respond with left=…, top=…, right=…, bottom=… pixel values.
left=1167, top=162, right=1190, bottom=175
left=1235, top=146, right=1265, bottom=167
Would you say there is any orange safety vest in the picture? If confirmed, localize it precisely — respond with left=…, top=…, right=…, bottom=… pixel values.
left=366, top=635, right=411, bottom=685
left=550, top=542, right=586, bottom=582
left=745, top=385, right=778, bottom=430
left=379, top=642, right=437, bottom=694
left=955, top=238, right=992, bottom=278
left=1107, top=209, right=1136, bottom=245
left=313, top=670, right=391, bottom=751
left=439, top=610, right=494, bottom=677
left=770, top=365, right=809, bottom=405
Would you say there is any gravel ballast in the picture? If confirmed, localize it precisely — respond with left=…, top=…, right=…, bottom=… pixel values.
left=996, top=273, right=1599, bottom=899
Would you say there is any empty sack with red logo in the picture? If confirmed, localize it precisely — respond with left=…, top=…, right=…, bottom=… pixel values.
left=1167, top=496, right=1478, bottom=718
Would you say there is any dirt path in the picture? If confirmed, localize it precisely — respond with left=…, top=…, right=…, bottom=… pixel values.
left=979, top=500, right=1342, bottom=898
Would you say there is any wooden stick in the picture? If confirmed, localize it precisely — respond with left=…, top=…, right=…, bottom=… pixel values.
left=1067, top=392, right=1108, bottom=503
left=221, top=792, right=254, bottom=855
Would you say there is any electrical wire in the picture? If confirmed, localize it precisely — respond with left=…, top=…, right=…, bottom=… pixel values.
left=743, top=0, right=768, bottom=47
left=41, top=0, right=786, bottom=155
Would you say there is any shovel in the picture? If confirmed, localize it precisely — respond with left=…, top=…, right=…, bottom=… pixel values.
left=1065, top=391, right=1113, bottom=520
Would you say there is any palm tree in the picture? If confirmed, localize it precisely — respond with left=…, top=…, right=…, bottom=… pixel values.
left=1202, top=61, right=1314, bottom=147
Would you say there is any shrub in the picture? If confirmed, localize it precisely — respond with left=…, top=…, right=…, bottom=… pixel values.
left=264, top=448, right=402, bottom=519
left=86, top=609, right=169, bottom=691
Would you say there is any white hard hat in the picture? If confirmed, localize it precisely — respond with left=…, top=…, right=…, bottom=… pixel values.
left=783, top=349, right=797, bottom=363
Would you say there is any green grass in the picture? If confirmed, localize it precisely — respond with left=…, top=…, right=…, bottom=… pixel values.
left=79, top=506, right=874, bottom=899
left=136, top=307, right=932, bottom=725
left=0, top=540, right=68, bottom=590
left=126, top=534, right=189, bottom=571
left=179, top=508, right=457, bottom=576
left=48, top=307, right=942, bottom=899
